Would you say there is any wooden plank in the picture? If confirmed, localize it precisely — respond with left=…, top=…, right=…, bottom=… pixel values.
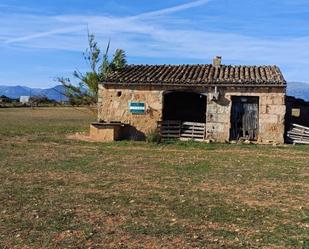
left=181, top=130, right=205, bottom=135
left=160, top=126, right=181, bottom=129
left=182, top=123, right=206, bottom=128
left=181, top=125, right=204, bottom=128
left=180, top=134, right=204, bottom=138
left=288, top=133, right=309, bottom=137
left=288, top=130, right=309, bottom=135
left=180, top=136, right=204, bottom=140
left=288, top=131, right=309, bottom=138
left=161, top=131, right=181, bottom=134
left=288, top=136, right=309, bottom=141
left=292, top=123, right=309, bottom=130
left=159, top=129, right=179, bottom=132
left=182, top=121, right=206, bottom=125
left=293, top=140, right=309, bottom=145
left=289, top=129, right=309, bottom=135
left=290, top=130, right=308, bottom=135
left=288, top=133, right=309, bottom=138
left=287, top=137, right=309, bottom=142
left=182, top=122, right=206, bottom=127
left=160, top=125, right=181, bottom=128
left=288, top=139, right=309, bottom=143
left=180, top=137, right=204, bottom=142
left=182, top=126, right=205, bottom=130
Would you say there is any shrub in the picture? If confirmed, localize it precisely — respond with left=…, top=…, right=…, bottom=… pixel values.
left=146, top=130, right=161, bottom=143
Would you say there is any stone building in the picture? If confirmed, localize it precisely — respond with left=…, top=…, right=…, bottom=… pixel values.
left=97, top=57, right=286, bottom=143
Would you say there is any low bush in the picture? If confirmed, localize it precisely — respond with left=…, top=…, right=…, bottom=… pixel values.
left=146, top=129, right=161, bottom=143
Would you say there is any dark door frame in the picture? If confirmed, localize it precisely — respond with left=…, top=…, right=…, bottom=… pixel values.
left=230, top=96, right=259, bottom=141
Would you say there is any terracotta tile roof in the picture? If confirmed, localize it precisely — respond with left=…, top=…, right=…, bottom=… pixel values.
left=103, top=64, right=286, bottom=86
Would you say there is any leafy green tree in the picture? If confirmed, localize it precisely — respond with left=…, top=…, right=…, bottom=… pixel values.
left=58, top=32, right=127, bottom=105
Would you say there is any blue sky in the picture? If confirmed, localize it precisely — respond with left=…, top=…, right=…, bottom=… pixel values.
left=1, top=0, right=309, bottom=88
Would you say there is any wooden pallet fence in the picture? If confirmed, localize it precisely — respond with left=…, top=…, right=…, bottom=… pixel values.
left=157, top=120, right=181, bottom=139
left=158, top=121, right=206, bottom=141
left=287, top=123, right=309, bottom=144
left=180, top=122, right=206, bottom=141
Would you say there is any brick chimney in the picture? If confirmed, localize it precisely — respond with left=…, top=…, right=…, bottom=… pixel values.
left=213, top=56, right=222, bottom=68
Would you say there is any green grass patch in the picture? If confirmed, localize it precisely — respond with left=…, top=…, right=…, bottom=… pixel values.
left=0, top=107, right=308, bottom=248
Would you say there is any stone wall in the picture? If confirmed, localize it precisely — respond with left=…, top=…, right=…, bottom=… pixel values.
left=98, top=85, right=164, bottom=139
left=98, top=84, right=286, bottom=143
left=205, top=87, right=286, bottom=144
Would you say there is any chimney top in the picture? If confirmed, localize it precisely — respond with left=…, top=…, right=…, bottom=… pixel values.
left=213, top=56, right=222, bottom=67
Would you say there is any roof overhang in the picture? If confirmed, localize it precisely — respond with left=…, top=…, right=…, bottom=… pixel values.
left=101, top=82, right=287, bottom=88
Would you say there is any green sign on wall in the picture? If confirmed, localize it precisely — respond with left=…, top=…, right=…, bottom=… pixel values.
left=129, top=102, right=145, bottom=114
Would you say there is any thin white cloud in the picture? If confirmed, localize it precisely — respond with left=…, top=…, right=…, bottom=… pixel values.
left=4, top=0, right=212, bottom=44
left=4, top=25, right=86, bottom=44
left=130, top=0, right=212, bottom=19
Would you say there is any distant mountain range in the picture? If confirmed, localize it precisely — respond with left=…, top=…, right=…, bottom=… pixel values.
left=286, top=82, right=309, bottom=101
left=0, top=82, right=308, bottom=101
left=0, top=85, right=67, bottom=101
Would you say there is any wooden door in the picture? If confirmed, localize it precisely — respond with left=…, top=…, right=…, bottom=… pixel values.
left=230, top=97, right=259, bottom=141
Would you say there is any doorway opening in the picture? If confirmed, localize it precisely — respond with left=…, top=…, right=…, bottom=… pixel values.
left=163, top=91, right=207, bottom=123
left=230, top=96, right=259, bottom=141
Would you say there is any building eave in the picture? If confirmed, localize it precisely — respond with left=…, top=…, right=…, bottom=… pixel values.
left=101, top=81, right=287, bottom=88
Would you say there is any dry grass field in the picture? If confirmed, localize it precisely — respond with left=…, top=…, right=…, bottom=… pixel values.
left=0, top=107, right=308, bottom=249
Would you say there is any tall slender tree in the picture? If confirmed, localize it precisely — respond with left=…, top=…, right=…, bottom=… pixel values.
left=58, top=32, right=127, bottom=105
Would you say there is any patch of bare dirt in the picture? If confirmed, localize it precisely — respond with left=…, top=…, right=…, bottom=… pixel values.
left=67, top=132, right=100, bottom=142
